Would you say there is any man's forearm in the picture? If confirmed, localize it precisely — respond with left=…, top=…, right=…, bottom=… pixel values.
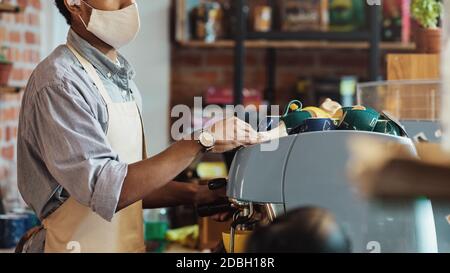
left=142, top=181, right=199, bottom=209
left=117, top=140, right=203, bottom=212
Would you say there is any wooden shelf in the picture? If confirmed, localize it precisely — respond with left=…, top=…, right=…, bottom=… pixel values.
left=0, top=86, right=21, bottom=94
left=0, top=3, right=22, bottom=13
left=178, top=40, right=416, bottom=51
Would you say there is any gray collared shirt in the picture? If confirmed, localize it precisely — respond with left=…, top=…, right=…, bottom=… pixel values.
left=18, top=29, right=143, bottom=252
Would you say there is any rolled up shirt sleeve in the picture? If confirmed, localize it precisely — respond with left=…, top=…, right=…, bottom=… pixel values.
left=27, top=82, right=127, bottom=221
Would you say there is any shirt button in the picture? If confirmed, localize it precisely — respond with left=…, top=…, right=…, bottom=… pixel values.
left=107, top=72, right=112, bottom=78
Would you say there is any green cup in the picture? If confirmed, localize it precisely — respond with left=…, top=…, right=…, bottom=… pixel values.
left=374, top=120, right=401, bottom=136
left=282, top=111, right=313, bottom=131
left=281, top=100, right=313, bottom=131
left=338, top=107, right=380, bottom=132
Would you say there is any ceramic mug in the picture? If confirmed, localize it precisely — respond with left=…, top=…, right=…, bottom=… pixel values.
left=302, top=107, right=332, bottom=119
left=294, top=118, right=337, bottom=134
left=222, top=230, right=253, bottom=253
left=281, top=100, right=312, bottom=131
left=338, top=106, right=380, bottom=132
left=374, top=120, right=401, bottom=136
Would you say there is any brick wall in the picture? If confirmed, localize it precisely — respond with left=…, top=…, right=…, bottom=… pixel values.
left=0, top=0, right=41, bottom=211
left=171, top=46, right=389, bottom=109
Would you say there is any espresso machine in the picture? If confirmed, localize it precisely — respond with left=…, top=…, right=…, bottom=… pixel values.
left=224, top=131, right=438, bottom=253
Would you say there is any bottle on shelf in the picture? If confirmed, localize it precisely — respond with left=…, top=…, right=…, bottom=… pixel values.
left=143, top=208, right=170, bottom=253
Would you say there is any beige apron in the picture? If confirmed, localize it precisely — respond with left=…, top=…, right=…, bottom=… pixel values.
left=42, top=45, right=146, bottom=253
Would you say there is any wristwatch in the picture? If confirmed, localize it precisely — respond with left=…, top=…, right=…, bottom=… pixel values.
left=198, top=129, right=215, bottom=152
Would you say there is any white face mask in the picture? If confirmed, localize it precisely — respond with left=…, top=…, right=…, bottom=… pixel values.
left=73, top=1, right=141, bottom=49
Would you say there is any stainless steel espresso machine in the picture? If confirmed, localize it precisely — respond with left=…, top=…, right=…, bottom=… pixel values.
left=225, top=131, right=438, bottom=253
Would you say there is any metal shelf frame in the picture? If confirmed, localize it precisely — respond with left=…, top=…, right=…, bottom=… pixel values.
left=233, top=0, right=382, bottom=105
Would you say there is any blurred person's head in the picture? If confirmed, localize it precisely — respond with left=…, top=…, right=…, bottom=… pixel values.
left=56, top=0, right=137, bottom=25
left=246, top=207, right=351, bottom=253
left=55, top=0, right=139, bottom=50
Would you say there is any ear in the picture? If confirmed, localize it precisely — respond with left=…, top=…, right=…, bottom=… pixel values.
left=67, top=0, right=81, bottom=6
left=64, top=0, right=82, bottom=13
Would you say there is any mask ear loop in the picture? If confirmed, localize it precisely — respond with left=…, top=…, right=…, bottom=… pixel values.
left=79, top=15, right=89, bottom=29
left=66, top=0, right=90, bottom=29
left=78, top=0, right=95, bottom=9
left=75, top=0, right=94, bottom=29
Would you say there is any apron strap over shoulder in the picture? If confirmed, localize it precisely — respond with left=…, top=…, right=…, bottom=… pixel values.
left=67, top=44, right=113, bottom=105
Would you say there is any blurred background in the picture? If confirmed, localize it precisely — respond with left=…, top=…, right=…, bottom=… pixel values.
left=0, top=0, right=443, bottom=252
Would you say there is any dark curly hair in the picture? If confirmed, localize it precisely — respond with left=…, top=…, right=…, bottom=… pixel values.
left=55, top=0, right=72, bottom=25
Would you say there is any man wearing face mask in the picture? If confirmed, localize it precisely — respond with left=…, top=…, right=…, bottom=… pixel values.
left=17, top=0, right=259, bottom=253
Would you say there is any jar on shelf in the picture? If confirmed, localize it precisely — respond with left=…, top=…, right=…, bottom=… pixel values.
left=190, top=2, right=224, bottom=43
left=253, top=6, right=272, bottom=32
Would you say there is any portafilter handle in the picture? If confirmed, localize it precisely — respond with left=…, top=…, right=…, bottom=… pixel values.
left=208, top=178, right=228, bottom=191
left=197, top=201, right=233, bottom=217
left=196, top=178, right=235, bottom=217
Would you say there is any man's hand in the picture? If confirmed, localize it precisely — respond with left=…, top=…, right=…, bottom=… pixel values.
left=122, top=118, right=259, bottom=212
left=206, top=117, right=259, bottom=153
left=195, top=184, right=233, bottom=222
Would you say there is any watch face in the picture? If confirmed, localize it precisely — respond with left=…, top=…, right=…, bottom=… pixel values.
left=200, top=132, right=215, bottom=148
